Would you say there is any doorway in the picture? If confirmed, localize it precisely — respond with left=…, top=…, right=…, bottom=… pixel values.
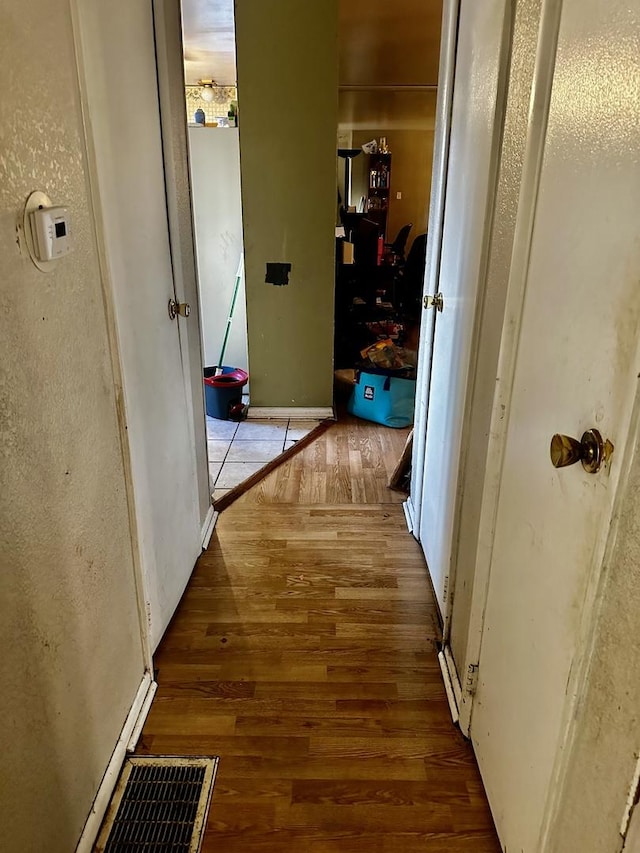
left=333, top=1, right=441, bottom=385
left=173, top=0, right=328, bottom=506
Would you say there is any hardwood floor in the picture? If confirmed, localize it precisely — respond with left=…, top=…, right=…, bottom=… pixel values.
left=139, top=414, right=500, bottom=851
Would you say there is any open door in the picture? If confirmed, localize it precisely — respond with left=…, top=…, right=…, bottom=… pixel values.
left=407, top=0, right=458, bottom=539
left=73, top=0, right=204, bottom=649
left=465, top=1, right=640, bottom=848
left=410, top=0, right=512, bottom=624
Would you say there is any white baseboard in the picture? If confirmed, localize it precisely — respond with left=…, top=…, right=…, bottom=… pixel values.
left=248, top=407, right=335, bottom=420
left=200, top=504, right=217, bottom=550
left=76, top=671, right=157, bottom=853
left=402, top=499, right=415, bottom=534
left=443, top=644, right=463, bottom=708
left=438, top=650, right=460, bottom=725
left=126, top=680, right=158, bottom=753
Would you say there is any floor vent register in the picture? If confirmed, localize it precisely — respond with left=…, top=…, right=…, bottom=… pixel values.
left=94, top=756, right=219, bottom=852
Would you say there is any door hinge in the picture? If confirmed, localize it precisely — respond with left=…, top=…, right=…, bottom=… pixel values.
left=465, top=662, right=479, bottom=696
left=442, top=574, right=449, bottom=605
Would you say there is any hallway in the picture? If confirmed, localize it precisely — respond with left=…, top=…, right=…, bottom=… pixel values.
left=138, top=415, right=500, bottom=851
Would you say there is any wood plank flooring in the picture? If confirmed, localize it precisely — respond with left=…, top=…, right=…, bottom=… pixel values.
left=238, top=411, right=410, bottom=506
left=139, top=414, right=500, bottom=851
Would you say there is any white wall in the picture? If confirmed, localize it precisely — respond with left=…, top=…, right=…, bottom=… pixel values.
left=0, top=2, right=145, bottom=849
left=189, top=128, right=248, bottom=372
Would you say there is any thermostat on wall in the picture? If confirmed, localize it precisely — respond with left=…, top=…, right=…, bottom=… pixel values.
left=29, top=205, right=72, bottom=261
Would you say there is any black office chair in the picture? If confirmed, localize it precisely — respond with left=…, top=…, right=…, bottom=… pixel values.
left=384, top=223, right=413, bottom=264
left=394, top=232, right=427, bottom=310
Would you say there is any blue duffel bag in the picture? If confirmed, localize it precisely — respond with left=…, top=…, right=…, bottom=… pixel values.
left=347, top=369, right=416, bottom=428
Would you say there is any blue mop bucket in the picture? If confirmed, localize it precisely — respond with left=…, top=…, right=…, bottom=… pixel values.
left=203, top=366, right=248, bottom=420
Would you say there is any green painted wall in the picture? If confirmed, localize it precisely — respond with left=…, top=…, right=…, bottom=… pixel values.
left=235, top=0, right=338, bottom=407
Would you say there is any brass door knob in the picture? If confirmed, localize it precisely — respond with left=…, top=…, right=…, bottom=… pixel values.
left=168, top=299, right=191, bottom=320
left=423, top=292, right=444, bottom=312
left=550, top=428, right=614, bottom=474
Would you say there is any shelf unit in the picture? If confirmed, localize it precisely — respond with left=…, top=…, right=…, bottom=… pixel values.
left=366, top=152, right=392, bottom=239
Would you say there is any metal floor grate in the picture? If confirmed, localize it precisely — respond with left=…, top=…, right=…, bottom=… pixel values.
left=95, top=757, right=218, bottom=852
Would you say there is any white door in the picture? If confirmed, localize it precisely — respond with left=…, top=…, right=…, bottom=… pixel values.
left=73, top=0, right=203, bottom=649
left=408, top=0, right=457, bottom=541
left=415, top=0, right=510, bottom=616
left=469, top=1, right=640, bottom=850
left=153, top=0, right=213, bottom=535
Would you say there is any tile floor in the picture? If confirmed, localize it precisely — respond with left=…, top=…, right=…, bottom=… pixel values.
left=206, top=416, right=322, bottom=501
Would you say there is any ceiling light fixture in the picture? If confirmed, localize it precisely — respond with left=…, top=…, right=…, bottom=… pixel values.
left=197, top=79, right=216, bottom=102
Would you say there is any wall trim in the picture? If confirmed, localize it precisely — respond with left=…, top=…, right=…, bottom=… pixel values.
left=440, top=0, right=514, bottom=642
left=214, top=418, right=333, bottom=512
left=443, top=643, right=463, bottom=709
left=126, top=680, right=158, bottom=753
left=437, top=650, right=460, bottom=725
left=402, top=499, right=415, bottom=534
left=201, top=505, right=217, bottom=550
left=75, top=672, right=157, bottom=853
left=621, top=754, right=640, bottom=838
left=248, top=407, right=335, bottom=420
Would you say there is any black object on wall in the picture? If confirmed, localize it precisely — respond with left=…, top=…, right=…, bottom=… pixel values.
left=265, top=262, right=292, bottom=286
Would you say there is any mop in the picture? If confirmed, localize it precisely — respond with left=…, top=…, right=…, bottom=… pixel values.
left=215, top=255, right=244, bottom=376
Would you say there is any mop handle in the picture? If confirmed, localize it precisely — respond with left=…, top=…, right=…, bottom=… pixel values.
left=215, top=255, right=244, bottom=376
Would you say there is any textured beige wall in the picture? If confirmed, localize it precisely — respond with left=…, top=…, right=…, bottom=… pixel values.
left=235, top=0, right=338, bottom=407
left=0, top=2, right=145, bottom=850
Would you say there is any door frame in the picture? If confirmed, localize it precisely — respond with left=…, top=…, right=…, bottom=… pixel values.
left=458, top=11, right=640, bottom=849
left=69, top=0, right=154, bottom=675
left=409, top=0, right=513, bottom=640
left=458, top=0, right=563, bottom=737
